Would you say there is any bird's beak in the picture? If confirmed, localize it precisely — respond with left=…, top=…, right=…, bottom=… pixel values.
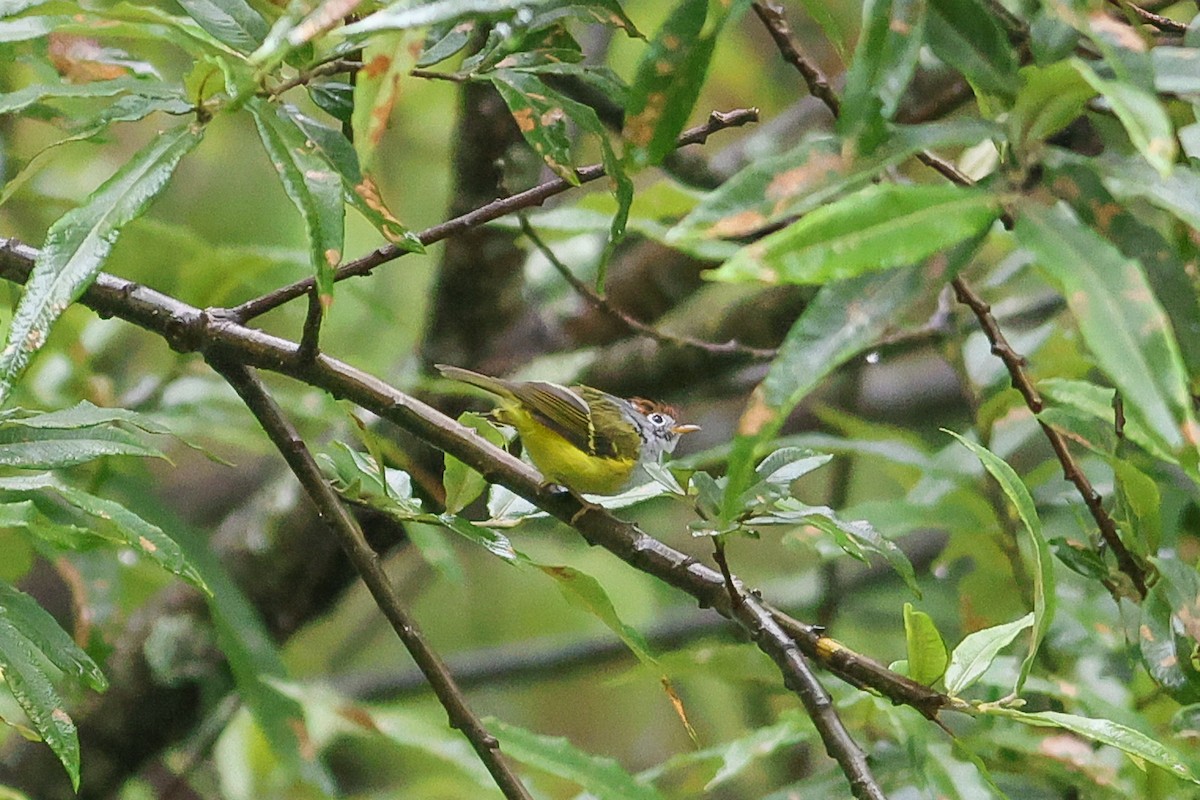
left=671, top=423, right=701, bottom=434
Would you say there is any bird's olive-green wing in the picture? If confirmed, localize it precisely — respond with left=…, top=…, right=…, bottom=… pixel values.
left=509, top=382, right=638, bottom=460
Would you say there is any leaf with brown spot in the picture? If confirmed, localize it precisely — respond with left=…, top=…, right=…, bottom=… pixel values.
left=624, top=0, right=728, bottom=167
left=249, top=98, right=344, bottom=303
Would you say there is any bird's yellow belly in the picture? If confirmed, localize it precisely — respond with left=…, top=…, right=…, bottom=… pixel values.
left=503, top=410, right=637, bottom=495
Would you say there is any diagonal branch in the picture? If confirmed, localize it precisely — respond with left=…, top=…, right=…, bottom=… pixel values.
left=207, top=357, right=535, bottom=800
left=229, top=107, right=759, bottom=323
left=950, top=278, right=1148, bottom=597
left=0, top=237, right=952, bottom=774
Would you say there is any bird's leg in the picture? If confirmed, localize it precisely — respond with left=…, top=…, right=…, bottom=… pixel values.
left=542, top=482, right=602, bottom=525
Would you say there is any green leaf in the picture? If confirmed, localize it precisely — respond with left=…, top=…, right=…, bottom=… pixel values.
left=443, top=413, right=508, bottom=514
left=52, top=484, right=207, bottom=591
left=925, top=0, right=1019, bottom=100
left=490, top=69, right=631, bottom=259
left=1009, top=61, right=1094, bottom=147
left=351, top=29, right=422, bottom=173
left=1017, top=202, right=1198, bottom=458
left=1140, top=574, right=1200, bottom=702
left=1090, top=152, right=1200, bottom=234
left=1041, top=380, right=1177, bottom=470
left=944, top=431, right=1054, bottom=695
left=840, top=0, right=927, bottom=149
left=247, top=98, right=343, bottom=303
left=623, top=0, right=738, bottom=168
left=0, top=580, right=105, bottom=691
left=321, top=445, right=517, bottom=561
left=1072, top=58, right=1175, bottom=177
left=904, top=602, right=948, bottom=686
left=306, top=81, right=354, bottom=123
left=283, top=106, right=423, bottom=251
left=668, top=119, right=1000, bottom=245
left=0, top=425, right=163, bottom=469
left=488, top=717, right=668, bottom=800
left=943, top=613, right=1033, bottom=697
left=535, top=564, right=658, bottom=669
left=0, top=615, right=79, bottom=789
left=0, top=124, right=204, bottom=404
left=0, top=77, right=179, bottom=116
left=706, top=183, right=1000, bottom=285
left=176, top=0, right=268, bottom=53
left=340, top=0, right=539, bottom=37
left=489, top=68, right=582, bottom=184
left=985, top=707, right=1200, bottom=784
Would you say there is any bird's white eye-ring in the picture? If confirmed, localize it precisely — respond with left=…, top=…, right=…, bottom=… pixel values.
left=648, top=412, right=665, bottom=425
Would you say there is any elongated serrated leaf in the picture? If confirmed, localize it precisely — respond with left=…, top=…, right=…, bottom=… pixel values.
left=1140, top=575, right=1200, bottom=702
left=986, top=706, right=1200, bottom=784
left=340, top=0, right=536, bottom=36
left=707, top=183, right=1000, bottom=285
left=669, top=119, right=1001, bottom=245
left=1072, top=59, right=1175, bottom=177
left=1009, top=61, right=1094, bottom=147
left=536, top=564, right=657, bottom=668
left=0, top=581, right=105, bottom=691
left=0, top=124, right=203, bottom=404
left=490, top=69, right=580, bottom=184
left=840, top=0, right=927, bottom=148
left=0, top=77, right=177, bottom=116
left=789, top=503, right=919, bottom=593
left=926, top=0, right=1018, bottom=100
left=488, top=717, right=667, bottom=800
left=176, top=0, right=267, bottom=53
left=0, top=426, right=163, bottom=469
left=0, top=615, right=79, bottom=789
left=321, top=446, right=517, bottom=560
left=283, top=107, right=423, bottom=251
left=491, top=69, right=631, bottom=257
left=904, top=602, right=948, bottom=686
left=720, top=264, right=931, bottom=523
left=944, top=613, right=1033, bottom=696
left=1017, top=202, right=1197, bottom=457
left=53, top=485, right=206, bottom=591
left=623, top=0, right=733, bottom=168
left=248, top=98, right=343, bottom=302
left=351, top=29, right=422, bottom=173
left=945, top=432, right=1054, bottom=694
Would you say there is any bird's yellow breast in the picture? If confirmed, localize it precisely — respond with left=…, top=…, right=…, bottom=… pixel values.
left=498, top=405, right=637, bottom=495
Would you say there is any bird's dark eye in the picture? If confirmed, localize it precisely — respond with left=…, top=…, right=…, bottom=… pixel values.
left=649, top=413, right=665, bottom=425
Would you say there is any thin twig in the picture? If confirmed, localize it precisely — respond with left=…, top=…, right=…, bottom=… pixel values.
left=297, top=285, right=323, bottom=362
left=228, top=107, right=759, bottom=322
left=208, top=357, right=535, bottom=800
left=711, top=537, right=744, bottom=609
left=1106, top=0, right=1188, bottom=32
left=410, top=68, right=468, bottom=83
left=950, top=278, right=1148, bottom=597
left=266, top=58, right=362, bottom=98
left=518, top=215, right=776, bottom=359
left=751, top=2, right=840, bottom=117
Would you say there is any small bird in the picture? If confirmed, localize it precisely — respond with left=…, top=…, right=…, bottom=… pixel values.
left=437, top=365, right=700, bottom=495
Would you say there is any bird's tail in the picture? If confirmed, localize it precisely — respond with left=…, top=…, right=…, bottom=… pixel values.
left=435, top=364, right=515, bottom=400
